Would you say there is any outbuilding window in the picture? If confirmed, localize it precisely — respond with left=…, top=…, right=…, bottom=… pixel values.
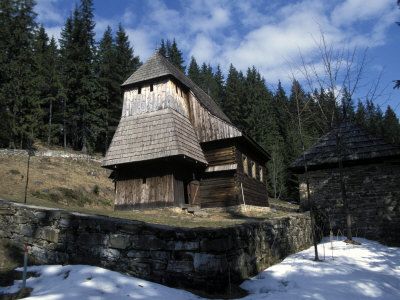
left=150, top=84, right=154, bottom=92
left=259, top=167, right=264, bottom=182
left=243, top=155, right=248, bottom=175
left=138, top=86, right=142, bottom=94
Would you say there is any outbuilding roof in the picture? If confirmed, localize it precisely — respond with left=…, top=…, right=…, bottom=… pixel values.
left=102, top=108, right=207, bottom=168
left=122, top=52, right=231, bottom=124
left=291, top=122, right=400, bottom=172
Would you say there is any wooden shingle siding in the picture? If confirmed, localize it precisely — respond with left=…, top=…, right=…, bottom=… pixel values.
left=122, top=52, right=231, bottom=124
left=189, top=93, right=241, bottom=142
left=102, top=108, right=206, bottom=167
left=122, top=79, right=190, bottom=119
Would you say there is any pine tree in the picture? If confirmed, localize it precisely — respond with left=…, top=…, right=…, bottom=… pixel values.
left=340, top=88, right=355, bottom=121
left=224, top=64, right=244, bottom=127
left=112, top=24, right=141, bottom=147
left=159, top=39, right=167, bottom=57
left=355, top=100, right=366, bottom=128
left=115, top=24, right=141, bottom=83
left=213, top=65, right=225, bottom=106
left=32, top=26, right=63, bottom=146
left=96, top=26, right=116, bottom=153
left=168, top=39, right=185, bottom=71
left=187, top=56, right=201, bottom=85
left=199, top=63, right=215, bottom=95
left=59, top=15, right=74, bottom=148
left=0, top=0, right=16, bottom=147
left=273, top=81, right=289, bottom=139
left=383, top=106, right=400, bottom=144
left=0, top=0, right=38, bottom=148
left=60, top=0, right=101, bottom=153
left=159, top=38, right=185, bottom=71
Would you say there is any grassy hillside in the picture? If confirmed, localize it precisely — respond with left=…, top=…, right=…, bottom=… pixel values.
left=0, top=151, right=290, bottom=228
left=0, top=154, right=114, bottom=209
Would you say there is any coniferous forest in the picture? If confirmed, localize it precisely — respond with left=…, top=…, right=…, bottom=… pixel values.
left=1, top=0, right=399, bottom=200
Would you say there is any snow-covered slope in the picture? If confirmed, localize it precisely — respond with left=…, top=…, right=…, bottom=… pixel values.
left=1, top=238, right=399, bottom=299
left=241, top=238, right=400, bottom=299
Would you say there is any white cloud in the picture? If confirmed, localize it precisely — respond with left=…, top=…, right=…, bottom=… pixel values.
left=331, top=0, right=394, bottom=26
left=189, top=34, right=218, bottom=63
left=35, top=0, right=64, bottom=24
left=189, top=6, right=231, bottom=33
left=126, top=28, right=156, bottom=60
left=35, top=0, right=399, bottom=89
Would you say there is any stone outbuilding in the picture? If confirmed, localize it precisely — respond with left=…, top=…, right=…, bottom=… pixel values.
left=291, top=122, right=400, bottom=245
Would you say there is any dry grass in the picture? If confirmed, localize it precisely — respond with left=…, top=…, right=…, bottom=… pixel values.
left=0, top=154, right=293, bottom=228
left=0, top=155, right=114, bottom=209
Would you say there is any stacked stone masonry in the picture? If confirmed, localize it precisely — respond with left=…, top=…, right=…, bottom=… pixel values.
left=299, top=162, right=400, bottom=245
left=0, top=200, right=312, bottom=293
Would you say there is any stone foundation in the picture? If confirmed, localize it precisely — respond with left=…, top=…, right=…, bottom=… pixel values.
left=299, top=161, right=400, bottom=245
left=0, top=200, right=312, bottom=293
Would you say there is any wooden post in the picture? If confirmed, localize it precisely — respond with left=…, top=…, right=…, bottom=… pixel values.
left=240, top=182, right=247, bottom=211
left=24, top=153, right=31, bottom=204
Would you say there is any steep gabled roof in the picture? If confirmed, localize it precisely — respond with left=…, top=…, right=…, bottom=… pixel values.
left=102, top=108, right=207, bottom=168
left=122, top=52, right=231, bottom=124
left=291, top=122, right=400, bottom=172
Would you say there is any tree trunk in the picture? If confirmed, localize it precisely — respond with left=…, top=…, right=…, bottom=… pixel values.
left=63, top=98, right=67, bottom=149
left=47, top=99, right=53, bottom=146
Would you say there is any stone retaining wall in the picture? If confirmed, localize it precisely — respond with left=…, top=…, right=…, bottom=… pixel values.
left=0, top=200, right=312, bottom=293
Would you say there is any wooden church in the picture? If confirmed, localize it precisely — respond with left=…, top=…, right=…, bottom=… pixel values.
left=102, top=52, right=270, bottom=209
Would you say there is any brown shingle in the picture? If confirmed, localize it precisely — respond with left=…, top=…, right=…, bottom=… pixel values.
left=102, top=109, right=207, bottom=167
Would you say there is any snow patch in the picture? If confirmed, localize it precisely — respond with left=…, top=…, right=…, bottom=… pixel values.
left=1, top=238, right=399, bottom=299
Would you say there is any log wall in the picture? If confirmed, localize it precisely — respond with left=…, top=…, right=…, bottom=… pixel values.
left=235, top=147, right=269, bottom=207
left=198, top=142, right=269, bottom=208
left=198, top=172, right=239, bottom=208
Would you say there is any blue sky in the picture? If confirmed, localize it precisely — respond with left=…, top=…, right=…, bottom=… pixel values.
left=36, top=0, right=400, bottom=114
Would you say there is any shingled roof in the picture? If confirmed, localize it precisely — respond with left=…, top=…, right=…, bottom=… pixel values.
left=102, top=109, right=207, bottom=168
left=291, top=122, right=400, bottom=172
left=122, top=52, right=231, bottom=124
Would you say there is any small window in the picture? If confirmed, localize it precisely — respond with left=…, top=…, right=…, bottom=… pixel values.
left=175, top=85, right=178, bottom=94
left=243, top=155, right=248, bottom=175
left=150, top=84, right=154, bottom=92
left=180, top=89, right=183, bottom=97
left=142, top=178, right=146, bottom=184
left=138, top=86, right=142, bottom=94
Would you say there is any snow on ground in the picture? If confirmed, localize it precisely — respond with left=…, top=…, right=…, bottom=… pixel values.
left=241, top=237, right=400, bottom=300
left=0, top=237, right=399, bottom=299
